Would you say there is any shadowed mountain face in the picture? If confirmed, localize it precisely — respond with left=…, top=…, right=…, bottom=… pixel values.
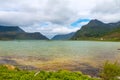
left=0, top=25, right=25, bottom=33
left=52, top=32, right=75, bottom=40
left=0, top=25, right=48, bottom=40
left=71, top=19, right=120, bottom=41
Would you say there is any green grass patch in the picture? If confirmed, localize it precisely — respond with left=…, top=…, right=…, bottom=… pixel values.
left=0, top=65, right=99, bottom=80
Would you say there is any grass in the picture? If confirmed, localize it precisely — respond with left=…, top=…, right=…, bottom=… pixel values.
left=1, top=61, right=120, bottom=80
left=0, top=65, right=99, bottom=80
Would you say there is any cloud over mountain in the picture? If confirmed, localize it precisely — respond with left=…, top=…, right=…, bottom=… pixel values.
left=91, top=0, right=120, bottom=23
left=0, top=0, right=119, bottom=38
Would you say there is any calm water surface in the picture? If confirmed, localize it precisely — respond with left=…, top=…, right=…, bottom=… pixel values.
left=0, top=40, right=120, bottom=71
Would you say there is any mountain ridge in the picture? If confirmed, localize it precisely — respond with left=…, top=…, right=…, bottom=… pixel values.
left=71, top=19, right=120, bottom=41
left=52, top=32, right=75, bottom=40
left=0, top=25, right=48, bottom=40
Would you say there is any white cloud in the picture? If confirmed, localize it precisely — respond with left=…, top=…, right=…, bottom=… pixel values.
left=91, top=0, right=120, bottom=23
left=0, top=0, right=119, bottom=38
left=21, top=22, right=79, bottom=39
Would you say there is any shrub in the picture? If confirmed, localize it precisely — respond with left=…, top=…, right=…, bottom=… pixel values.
left=100, top=61, right=120, bottom=80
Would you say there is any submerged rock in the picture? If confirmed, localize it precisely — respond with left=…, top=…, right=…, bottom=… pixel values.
left=118, top=49, right=120, bottom=50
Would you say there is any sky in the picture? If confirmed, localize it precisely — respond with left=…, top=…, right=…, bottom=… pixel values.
left=0, top=0, right=120, bottom=38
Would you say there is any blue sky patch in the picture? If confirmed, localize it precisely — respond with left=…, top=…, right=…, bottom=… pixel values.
left=71, top=19, right=90, bottom=27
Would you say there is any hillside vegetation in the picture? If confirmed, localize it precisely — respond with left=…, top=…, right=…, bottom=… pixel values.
left=0, top=25, right=48, bottom=40
left=71, top=19, right=120, bottom=41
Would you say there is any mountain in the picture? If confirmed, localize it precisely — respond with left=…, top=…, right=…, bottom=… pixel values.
left=52, top=32, right=75, bottom=40
left=71, top=19, right=120, bottom=41
left=0, top=25, right=48, bottom=40
left=0, top=25, right=25, bottom=33
left=102, top=23, right=120, bottom=41
left=15, top=32, right=48, bottom=40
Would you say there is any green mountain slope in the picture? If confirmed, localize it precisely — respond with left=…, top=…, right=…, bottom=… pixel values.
left=102, top=24, right=120, bottom=41
left=71, top=19, right=120, bottom=41
left=0, top=25, right=48, bottom=40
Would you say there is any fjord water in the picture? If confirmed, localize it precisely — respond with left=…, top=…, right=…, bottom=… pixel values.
left=0, top=40, right=120, bottom=70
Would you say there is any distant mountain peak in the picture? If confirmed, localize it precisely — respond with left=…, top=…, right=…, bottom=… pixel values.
left=88, top=19, right=104, bottom=24
left=0, top=25, right=25, bottom=33
left=0, top=25, right=48, bottom=40
left=71, top=19, right=120, bottom=40
left=52, top=32, right=75, bottom=40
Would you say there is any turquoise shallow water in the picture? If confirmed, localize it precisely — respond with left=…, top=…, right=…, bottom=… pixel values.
left=0, top=40, right=120, bottom=66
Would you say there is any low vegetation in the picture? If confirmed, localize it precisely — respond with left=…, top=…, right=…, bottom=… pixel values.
left=0, top=65, right=99, bottom=80
left=0, top=61, right=120, bottom=80
left=100, top=61, right=120, bottom=80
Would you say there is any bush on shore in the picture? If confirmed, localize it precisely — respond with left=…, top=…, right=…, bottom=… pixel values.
left=100, top=61, right=120, bottom=80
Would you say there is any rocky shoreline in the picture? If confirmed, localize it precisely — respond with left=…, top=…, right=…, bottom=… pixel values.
left=0, top=56, right=100, bottom=77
